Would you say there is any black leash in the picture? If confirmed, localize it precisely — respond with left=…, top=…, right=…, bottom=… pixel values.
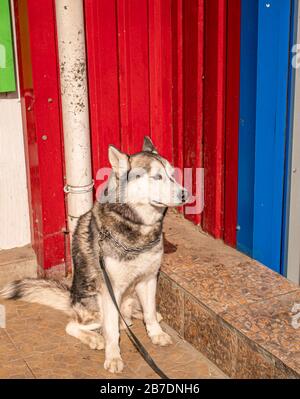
left=99, top=255, right=169, bottom=379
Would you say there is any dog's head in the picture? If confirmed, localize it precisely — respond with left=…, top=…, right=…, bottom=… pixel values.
left=107, top=136, right=190, bottom=208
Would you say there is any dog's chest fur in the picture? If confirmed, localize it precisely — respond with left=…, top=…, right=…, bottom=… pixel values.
left=105, top=247, right=163, bottom=293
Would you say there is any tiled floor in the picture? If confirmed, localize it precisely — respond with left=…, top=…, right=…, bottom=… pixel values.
left=0, top=246, right=36, bottom=287
left=1, top=211, right=299, bottom=379
left=0, top=299, right=226, bottom=379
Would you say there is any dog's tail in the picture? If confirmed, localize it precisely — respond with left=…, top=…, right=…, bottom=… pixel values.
left=0, top=278, right=72, bottom=315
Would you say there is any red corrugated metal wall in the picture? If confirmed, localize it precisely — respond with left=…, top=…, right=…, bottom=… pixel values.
left=85, top=0, right=205, bottom=226
left=14, top=0, right=240, bottom=272
left=14, top=0, right=67, bottom=274
left=85, top=0, right=240, bottom=240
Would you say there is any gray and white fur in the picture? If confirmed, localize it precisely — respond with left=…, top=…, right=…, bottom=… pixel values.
left=1, top=136, right=189, bottom=374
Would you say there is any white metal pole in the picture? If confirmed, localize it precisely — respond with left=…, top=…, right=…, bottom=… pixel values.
left=55, top=0, right=93, bottom=234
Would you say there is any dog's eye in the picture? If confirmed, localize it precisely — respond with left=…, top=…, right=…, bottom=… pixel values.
left=153, top=174, right=163, bottom=181
left=136, top=175, right=141, bottom=179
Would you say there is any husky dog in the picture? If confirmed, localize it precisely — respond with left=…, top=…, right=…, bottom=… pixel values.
left=1, top=137, right=189, bottom=373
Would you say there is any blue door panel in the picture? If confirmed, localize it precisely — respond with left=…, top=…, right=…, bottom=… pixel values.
left=238, top=0, right=292, bottom=273
left=253, top=0, right=291, bottom=272
left=237, top=0, right=259, bottom=256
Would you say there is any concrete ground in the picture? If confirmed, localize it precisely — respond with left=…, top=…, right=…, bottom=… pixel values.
left=0, top=299, right=226, bottom=379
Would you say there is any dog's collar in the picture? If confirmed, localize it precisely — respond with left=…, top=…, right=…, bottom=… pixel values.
left=98, top=229, right=161, bottom=255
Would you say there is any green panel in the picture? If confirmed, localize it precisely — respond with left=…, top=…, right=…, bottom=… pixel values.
left=0, top=0, right=16, bottom=93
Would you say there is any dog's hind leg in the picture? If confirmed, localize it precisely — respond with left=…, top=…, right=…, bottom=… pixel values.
left=119, top=297, right=137, bottom=330
left=119, top=294, right=163, bottom=330
left=66, top=320, right=104, bottom=350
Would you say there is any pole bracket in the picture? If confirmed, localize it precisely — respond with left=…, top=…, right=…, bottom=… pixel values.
left=64, top=180, right=94, bottom=195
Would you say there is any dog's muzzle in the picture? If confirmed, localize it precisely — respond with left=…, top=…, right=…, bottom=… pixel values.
left=178, top=189, right=190, bottom=204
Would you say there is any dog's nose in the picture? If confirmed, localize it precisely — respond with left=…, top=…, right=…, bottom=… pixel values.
left=179, top=189, right=189, bottom=203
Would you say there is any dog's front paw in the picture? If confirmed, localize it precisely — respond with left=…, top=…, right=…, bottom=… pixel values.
left=104, top=357, right=124, bottom=373
left=150, top=331, right=172, bottom=347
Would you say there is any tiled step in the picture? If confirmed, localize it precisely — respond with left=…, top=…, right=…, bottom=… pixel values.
left=0, top=245, right=37, bottom=287
left=158, top=212, right=300, bottom=379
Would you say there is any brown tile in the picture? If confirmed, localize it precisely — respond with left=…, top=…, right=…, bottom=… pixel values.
left=123, top=322, right=227, bottom=379
left=222, top=290, right=300, bottom=377
left=0, top=328, right=21, bottom=363
left=157, top=274, right=185, bottom=336
left=184, top=294, right=237, bottom=377
left=0, top=358, right=34, bottom=379
left=3, top=302, right=70, bottom=358
left=0, top=245, right=35, bottom=266
left=0, top=328, right=34, bottom=379
left=272, top=359, right=300, bottom=379
left=234, top=336, right=279, bottom=379
left=162, top=221, right=296, bottom=314
left=0, top=245, right=37, bottom=287
left=163, top=210, right=204, bottom=239
left=233, top=334, right=300, bottom=379
left=0, top=299, right=226, bottom=379
left=163, top=210, right=188, bottom=237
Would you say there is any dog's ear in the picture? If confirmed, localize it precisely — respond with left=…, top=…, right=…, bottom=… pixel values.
left=143, top=136, right=158, bottom=154
left=108, top=145, right=129, bottom=176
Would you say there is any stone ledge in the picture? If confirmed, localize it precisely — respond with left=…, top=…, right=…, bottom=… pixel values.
left=0, top=246, right=37, bottom=287
left=157, top=212, right=300, bottom=379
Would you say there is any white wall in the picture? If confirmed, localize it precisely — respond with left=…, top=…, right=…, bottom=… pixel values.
left=0, top=1, right=31, bottom=250
left=0, top=93, right=31, bottom=249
